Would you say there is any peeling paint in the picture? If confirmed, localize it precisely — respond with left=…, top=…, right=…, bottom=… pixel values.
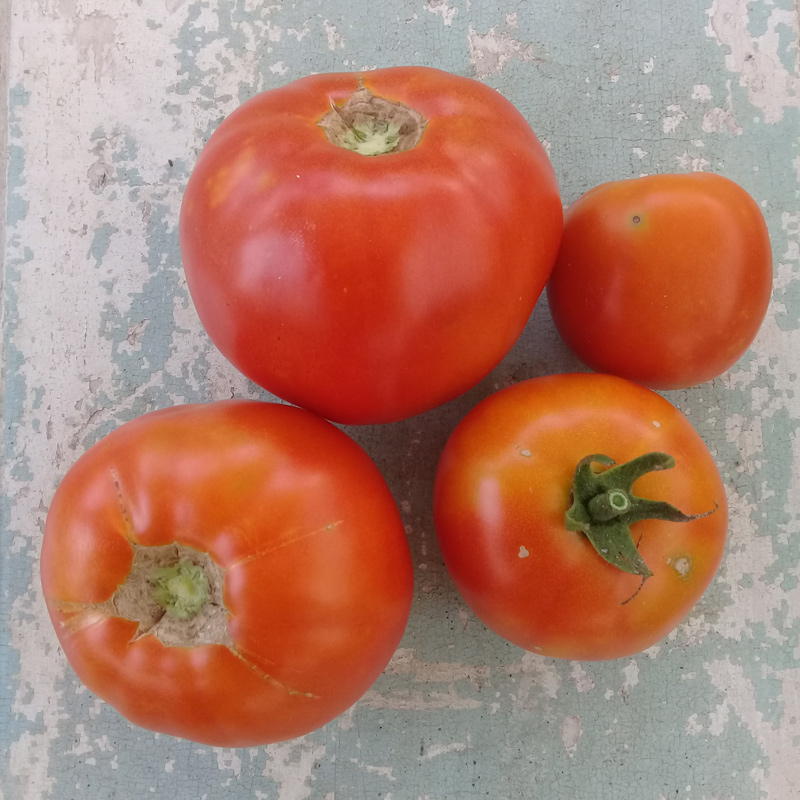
left=706, top=0, right=800, bottom=123
left=467, top=23, right=538, bottom=79
left=2, top=0, right=799, bottom=798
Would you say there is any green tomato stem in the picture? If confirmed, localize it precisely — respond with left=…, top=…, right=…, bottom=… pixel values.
left=565, top=452, right=718, bottom=578
left=319, top=84, right=426, bottom=157
left=151, top=560, right=210, bottom=619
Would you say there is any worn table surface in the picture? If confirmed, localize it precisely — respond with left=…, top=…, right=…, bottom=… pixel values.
left=2, top=1, right=799, bottom=798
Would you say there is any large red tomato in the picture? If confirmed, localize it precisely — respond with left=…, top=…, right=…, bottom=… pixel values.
left=434, top=373, right=728, bottom=661
left=546, top=173, right=772, bottom=389
left=41, top=402, right=413, bottom=746
left=180, top=66, right=562, bottom=424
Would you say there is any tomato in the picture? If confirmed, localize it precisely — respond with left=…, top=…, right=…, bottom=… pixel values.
left=179, top=66, right=562, bottom=424
left=433, top=373, right=728, bottom=661
left=41, top=401, right=413, bottom=746
left=546, top=173, right=773, bottom=389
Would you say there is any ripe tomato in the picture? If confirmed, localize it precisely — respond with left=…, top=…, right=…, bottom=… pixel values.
left=433, top=373, right=728, bottom=661
left=180, top=66, right=562, bottom=424
left=41, top=402, right=413, bottom=746
left=546, top=173, right=773, bottom=389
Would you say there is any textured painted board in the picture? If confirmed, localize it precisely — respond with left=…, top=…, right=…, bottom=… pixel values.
left=2, top=1, right=799, bottom=798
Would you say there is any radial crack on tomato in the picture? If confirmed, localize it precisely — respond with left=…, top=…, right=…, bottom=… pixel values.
left=42, top=401, right=413, bottom=745
left=230, top=645, right=319, bottom=699
left=228, top=519, right=345, bottom=570
left=110, top=468, right=138, bottom=543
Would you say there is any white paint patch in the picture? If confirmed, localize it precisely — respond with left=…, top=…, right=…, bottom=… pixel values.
left=363, top=764, right=396, bottom=781
left=560, top=715, right=583, bottom=757
left=468, top=24, right=538, bottom=79
left=706, top=0, right=800, bottom=123
left=686, top=713, right=703, bottom=735
left=507, top=653, right=562, bottom=709
left=518, top=545, right=530, bottom=558
left=262, top=738, right=327, bottom=800
left=619, top=660, right=640, bottom=699
left=75, top=12, right=117, bottom=84
left=269, top=61, right=289, bottom=75
left=642, top=57, right=655, bottom=73
left=422, top=742, right=468, bottom=760
left=676, top=152, right=711, bottom=172
left=702, top=106, right=742, bottom=135
left=706, top=658, right=800, bottom=797
left=692, top=83, right=713, bottom=101
left=216, top=750, right=242, bottom=778
left=425, top=0, right=458, bottom=26
left=570, top=662, right=596, bottom=693
left=662, top=104, right=687, bottom=133
left=360, top=648, right=489, bottom=711
left=323, top=19, right=346, bottom=50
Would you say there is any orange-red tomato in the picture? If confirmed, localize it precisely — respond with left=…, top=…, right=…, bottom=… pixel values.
left=41, top=402, right=413, bottom=746
left=434, top=373, right=728, bottom=661
left=546, top=173, right=773, bottom=389
left=180, top=66, right=562, bottom=424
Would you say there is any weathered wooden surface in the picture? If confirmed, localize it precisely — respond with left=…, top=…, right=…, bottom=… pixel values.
left=2, top=1, right=799, bottom=798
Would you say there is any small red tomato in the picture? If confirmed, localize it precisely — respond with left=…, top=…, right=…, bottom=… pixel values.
left=180, top=66, right=562, bottom=424
left=41, top=401, right=413, bottom=746
left=546, top=173, right=773, bottom=389
left=434, top=373, right=728, bottom=661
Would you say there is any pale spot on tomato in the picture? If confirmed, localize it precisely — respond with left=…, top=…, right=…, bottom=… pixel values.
left=668, top=554, right=692, bottom=579
left=518, top=546, right=530, bottom=558
left=520, top=449, right=532, bottom=457
left=652, top=420, right=661, bottom=427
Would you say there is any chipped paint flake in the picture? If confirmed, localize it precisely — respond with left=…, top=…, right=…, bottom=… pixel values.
left=662, top=104, right=688, bottom=133
left=468, top=23, right=538, bottom=79
left=421, top=742, right=468, bottom=760
left=706, top=0, right=800, bottom=123
left=560, top=715, right=583, bottom=757
left=425, top=0, right=458, bottom=26
left=692, top=83, right=713, bottom=101
left=323, top=19, right=346, bottom=50
left=676, top=152, right=711, bottom=171
left=570, top=663, right=596, bottom=693
left=262, top=739, right=327, bottom=800
left=706, top=658, right=800, bottom=797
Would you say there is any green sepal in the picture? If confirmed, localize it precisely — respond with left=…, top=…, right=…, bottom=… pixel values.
left=565, top=453, right=717, bottom=578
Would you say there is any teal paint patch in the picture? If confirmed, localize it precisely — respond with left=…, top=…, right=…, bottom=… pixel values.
left=88, top=222, right=118, bottom=268
left=0, top=86, right=38, bottom=785
left=6, top=145, right=28, bottom=227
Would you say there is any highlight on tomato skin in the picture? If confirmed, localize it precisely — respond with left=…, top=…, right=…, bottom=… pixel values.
left=40, top=401, right=414, bottom=747
left=179, top=66, right=563, bottom=425
left=432, top=372, right=729, bottom=661
left=545, top=172, right=773, bottom=390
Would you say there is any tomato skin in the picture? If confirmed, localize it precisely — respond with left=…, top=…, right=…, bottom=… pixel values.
left=433, top=373, right=728, bottom=661
left=180, top=66, right=562, bottom=424
left=546, top=173, right=773, bottom=389
left=41, top=402, right=413, bottom=746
